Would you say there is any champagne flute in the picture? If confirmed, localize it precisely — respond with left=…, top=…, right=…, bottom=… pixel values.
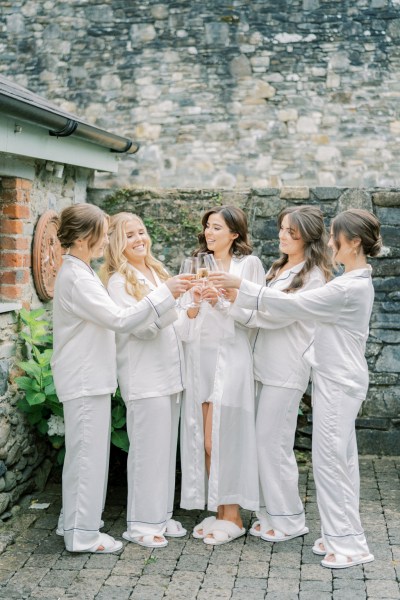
left=206, top=255, right=231, bottom=308
left=177, top=257, right=200, bottom=309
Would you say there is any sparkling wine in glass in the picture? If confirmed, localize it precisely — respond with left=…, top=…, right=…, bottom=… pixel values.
left=177, top=257, right=199, bottom=309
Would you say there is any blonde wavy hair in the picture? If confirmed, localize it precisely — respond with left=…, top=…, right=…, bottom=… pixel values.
left=100, top=212, right=169, bottom=300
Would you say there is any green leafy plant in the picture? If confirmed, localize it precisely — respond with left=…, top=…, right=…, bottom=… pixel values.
left=15, top=308, right=129, bottom=463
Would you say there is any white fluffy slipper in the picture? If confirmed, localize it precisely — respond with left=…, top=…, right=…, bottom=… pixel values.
left=165, top=518, right=187, bottom=538
left=312, top=537, right=326, bottom=556
left=79, top=533, right=122, bottom=554
left=203, top=519, right=245, bottom=546
left=122, top=531, right=168, bottom=548
left=261, top=526, right=309, bottom=543
left=321, top=552, right=374, bottom=569
left=249, top=520, right=262, bottom=538
left=192, top=516, right=216, bottom=540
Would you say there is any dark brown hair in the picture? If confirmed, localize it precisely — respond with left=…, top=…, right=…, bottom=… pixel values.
left=331, top=208, right=382, bottom=257
left=267, top=205, right=332, bottom=292
left=194, top=205, right=252, bottom=257
left=57, top=204, right=108, bottom=250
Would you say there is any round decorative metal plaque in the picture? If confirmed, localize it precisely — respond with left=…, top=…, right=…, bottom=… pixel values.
left=32, top=210, right=63, bottom=301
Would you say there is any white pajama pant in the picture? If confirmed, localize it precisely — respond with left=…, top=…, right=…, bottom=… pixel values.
left=62, top=394, right=111, bottom=552
left=125, top=394, right=180, bottom=538
left=255, top=384, right=306, bottom=534
left=312, top=372, right=370, bottom=557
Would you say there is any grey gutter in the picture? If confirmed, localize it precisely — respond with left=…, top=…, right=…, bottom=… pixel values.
left=0, top=76, right=139, bottom=155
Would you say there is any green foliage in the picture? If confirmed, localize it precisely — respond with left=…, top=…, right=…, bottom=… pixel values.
left=15, top=308, right=130, bottom=464
left=15, top=308, right=65, bottom=464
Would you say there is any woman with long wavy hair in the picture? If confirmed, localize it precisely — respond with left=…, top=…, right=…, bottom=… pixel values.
left=229, top=205, right=332, bottom=544
left=101, top=212, right=187, bottom=548
left=210, top=208, right=381, bottom=569
left=53, top=204, right=189, bottom=554
left=179, top=205, right=265, bottom=545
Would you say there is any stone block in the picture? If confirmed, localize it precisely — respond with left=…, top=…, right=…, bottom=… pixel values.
left=280, top=187, right=310, bottom=200
left=373, top=192, right=400, bottom=207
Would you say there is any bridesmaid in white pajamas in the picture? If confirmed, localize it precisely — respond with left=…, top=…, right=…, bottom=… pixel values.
left=101, top=212, right=187, bottom=549
left=230, top=206, right=332, bottom=543
left=179, top=205, right=265, bottom=545
left=210, top=208, right=381, bottom=569
left=52, top=204, right=189, bottom=554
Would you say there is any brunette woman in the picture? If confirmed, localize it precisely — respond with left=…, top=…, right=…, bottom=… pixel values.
left=179, top=205, right=265, bottom=545
left=210, top=208, right=381, bottom=568
left=230, top=206, right=331, bottom=543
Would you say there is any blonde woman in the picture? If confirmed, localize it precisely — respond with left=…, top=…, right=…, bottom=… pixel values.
left=53, top=204, right=189, bottom=554
left=101, top=212, right=186, bottom=548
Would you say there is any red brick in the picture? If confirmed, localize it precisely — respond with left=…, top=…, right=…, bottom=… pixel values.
left=0, top=269, right=30, bottom=284
left=0, top=253, right=27, bottom=268
left=2, top=204, right=30, bottom=219
left=0, top=284, right=23, bottom=300
left=0, top=236, right=30, bottom=250
left=0, top=177, right=32, bottom=191
left=0, top=189, right=29, bottom=203
left=0, top=220, right=24, bottom=234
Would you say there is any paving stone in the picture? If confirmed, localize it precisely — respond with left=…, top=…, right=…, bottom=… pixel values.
left=300, top=580, right=332, bottom=592
left=299, top=593, right=332, bottom=600
left=104, top=574, right=139, bottom=587
left=197, top=590, right=232, bottom=599
left=95, top=586, right=132, bottom=600
left=130, top=586, right=165, bottom=600
left=332, top=590, right=367, bottom=599
left=39, top=568, right=79, bottom=588
left=235, top=576, right=268, bottom=589
left=30, top=588, right=67, bottom=599
left=237, top=560, right=269, bottom=578
left=176, top=554, right=208, bottom=571
left=0, top=458, right=399, bottom=599
left=365, top=579, right=400, bottom=597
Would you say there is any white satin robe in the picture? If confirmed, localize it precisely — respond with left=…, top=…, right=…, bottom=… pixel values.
left=178, top=254, right=265, bottom=512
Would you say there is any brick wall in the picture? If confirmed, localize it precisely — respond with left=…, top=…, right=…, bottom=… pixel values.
left=0, top=177, right=32, bottom=305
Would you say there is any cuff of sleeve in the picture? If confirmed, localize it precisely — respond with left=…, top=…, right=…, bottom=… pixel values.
left=236, top=280, right=263, bottom=310
left=146, top=284, right=176, bottom=317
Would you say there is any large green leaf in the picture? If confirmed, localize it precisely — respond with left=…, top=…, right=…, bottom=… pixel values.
left=111, top=429, right=129, bottom=452
left=111, top=404, right=126, bottom=429
left=14, top=376, right=36, bottom=391
left=18, top=361, right=42, bottom=382
left=49, top=434, right=65, bottom=449
left=26, top=390, right=46, bottom=406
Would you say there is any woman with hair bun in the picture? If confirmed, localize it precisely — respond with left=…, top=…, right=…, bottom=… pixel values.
left=52, top=204, right=190, bottom=554
left=179, top=205, right=265, bottom=545
left=229, top=205, right=331, bottom=544
left=210, top=208, right=382, bottom=569
left=101, top=212, right=187, bottom=549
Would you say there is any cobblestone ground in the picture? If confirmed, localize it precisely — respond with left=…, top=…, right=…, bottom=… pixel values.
left=0, top=456, right=399, bottom=600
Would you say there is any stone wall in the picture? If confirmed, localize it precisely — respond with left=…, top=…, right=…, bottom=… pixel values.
left=89, top=185, right=400, bottom=455
left=1, top=1, right=400, bottom=189
left=0, top=164, right=92, bottom=519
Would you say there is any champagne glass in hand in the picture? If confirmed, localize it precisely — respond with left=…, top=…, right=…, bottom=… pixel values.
left=178, top=257, right=200, bottom=309
left=206, top=255, right=231, bottom=307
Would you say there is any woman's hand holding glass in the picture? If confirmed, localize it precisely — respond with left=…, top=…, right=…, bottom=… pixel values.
left=208, top=270, right=242, bottom=293
left=177, top=258, right=201, bottom=309
left=166, top=273, right=193, bottom=299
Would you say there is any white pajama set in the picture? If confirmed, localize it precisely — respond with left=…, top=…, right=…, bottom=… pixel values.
left=51, top=255, right=176, bottom=552
left=235, top=266, right=374, bottom=558
left=178, top=255, right=265, bottom=513
left=230, top=263, right=325, bottom=536
left=107, top=267, right=185, bottom=539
